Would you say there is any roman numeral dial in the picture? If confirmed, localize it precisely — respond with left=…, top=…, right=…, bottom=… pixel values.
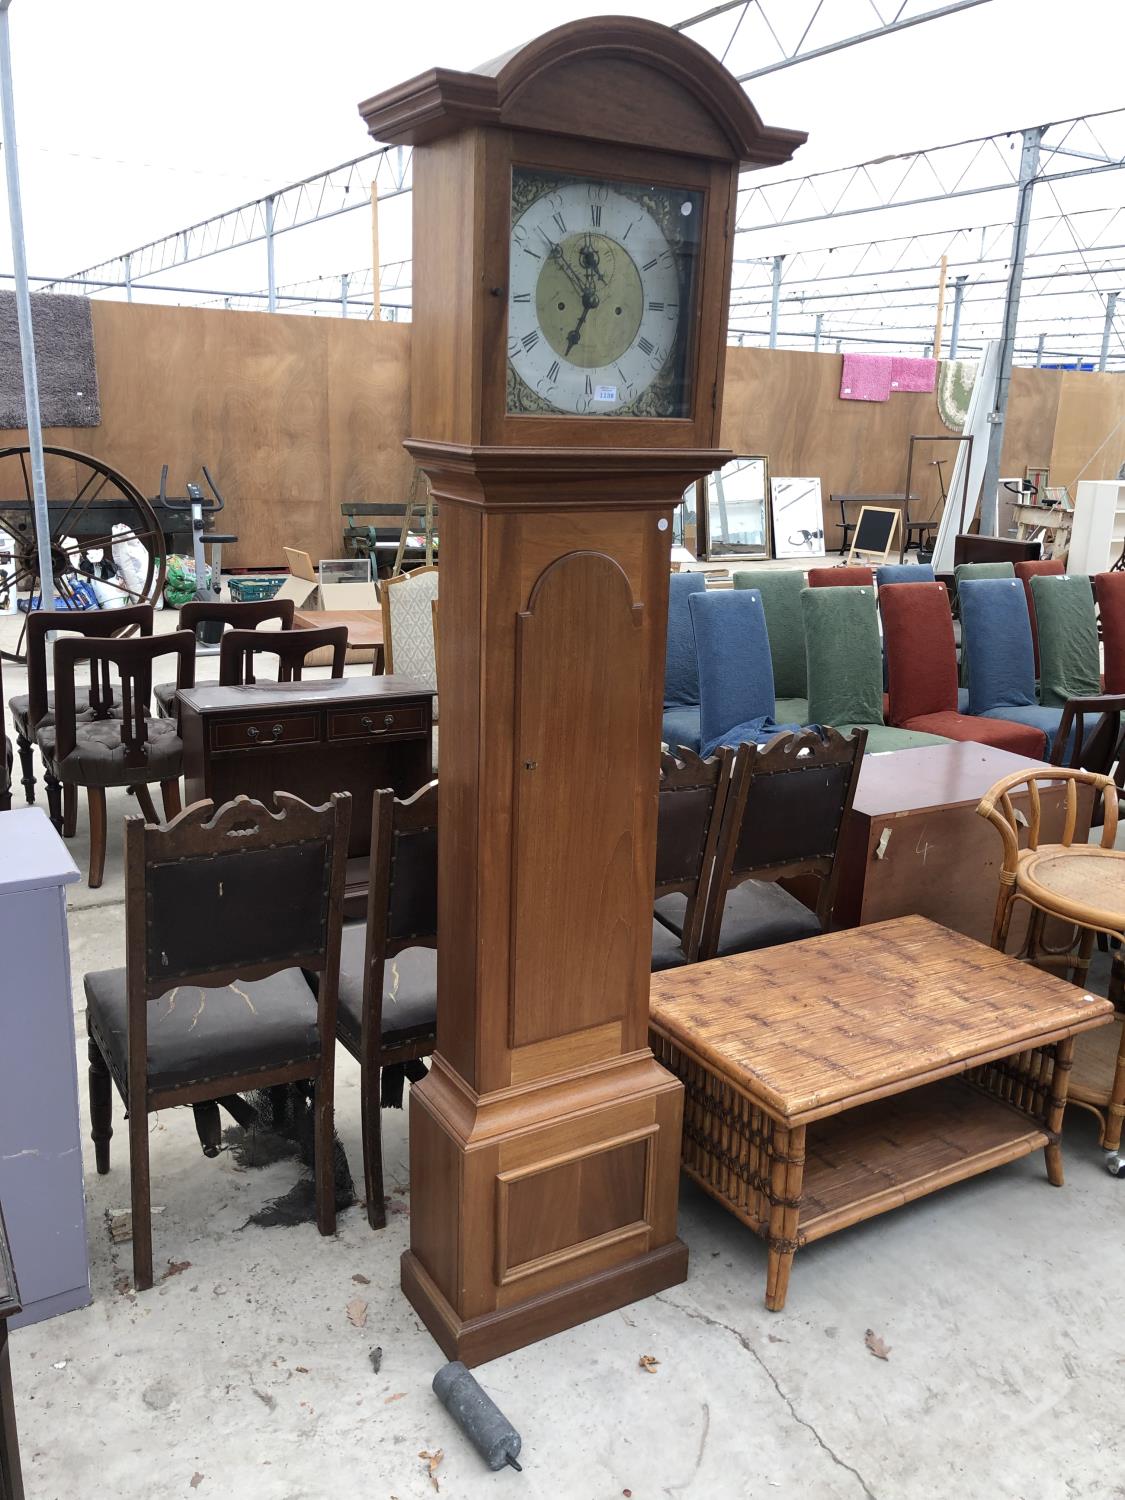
left=506, top=170, right=700, bottom=418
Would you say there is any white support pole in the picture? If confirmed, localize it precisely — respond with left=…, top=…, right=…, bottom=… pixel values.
left=265, top=194, right=277, bottom=313
left=1099, top=291, right=1118, bottom=372
left=980, top=126, right=1044, bottom=536
left=813, top=312, right=822, bottom=352
left=0, top=0, right=53, bottom=606
left=768, top=255, right=782, bottom=349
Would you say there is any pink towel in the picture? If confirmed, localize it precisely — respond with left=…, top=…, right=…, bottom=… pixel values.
left=889, top=357, right=937, bottom=393
left=840, top=353, right=892, bottom=401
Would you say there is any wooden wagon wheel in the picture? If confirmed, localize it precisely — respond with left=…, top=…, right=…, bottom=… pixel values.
left=0, top=445, right=167, bottom=663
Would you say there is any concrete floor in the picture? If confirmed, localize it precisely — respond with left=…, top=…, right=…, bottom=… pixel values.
left=3, top=612, right=1125, bottom=1500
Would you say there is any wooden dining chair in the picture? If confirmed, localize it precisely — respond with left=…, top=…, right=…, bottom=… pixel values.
left=154, top=598, right=296, bottom=717
left=651, top=747, right=733, bottom=970
left=697, top=727, right=866, bottom=961
left=36, top=632, right=195, bottom=887
left=332, top=781, right=438, bottom=1229
left=977, top=766, right=1125, bottom=1153
left=218, top=624, right=348, bottom=685
left=8, top=604, right=154, bottom=807
left=83, top=791, right=351, bottom=1288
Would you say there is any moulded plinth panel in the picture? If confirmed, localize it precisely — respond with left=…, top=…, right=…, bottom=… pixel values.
left=398, top=444, right=724, bottom=1363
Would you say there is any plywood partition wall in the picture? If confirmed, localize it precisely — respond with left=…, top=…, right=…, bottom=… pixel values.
left=1, top=301, right=1120, bottom=564
left=0, top=301, right=413, bottom=568
left=720, top=347, right=1074, bottom=550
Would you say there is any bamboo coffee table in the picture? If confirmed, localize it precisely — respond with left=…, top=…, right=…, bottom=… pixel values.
left=649, top=915, right=1113, bottom=1310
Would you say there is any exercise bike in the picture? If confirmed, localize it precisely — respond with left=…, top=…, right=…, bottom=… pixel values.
left=158, top=465, right=238, bottom=646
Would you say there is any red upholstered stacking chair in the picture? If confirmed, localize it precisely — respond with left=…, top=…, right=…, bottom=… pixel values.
left=1014, top=558, right=1066, bottom=676
left=1097, top=572, right=1125, bottom=693
left=880, top=582, right=1052, bottom=756
left=807, top=566, right=875, bottom=588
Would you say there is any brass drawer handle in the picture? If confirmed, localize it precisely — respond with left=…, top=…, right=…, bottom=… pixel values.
left=359, top=713, right=397, bottom=733
left=271, top=723, right=284, bottom=739
left=246, top=725, right=260, bottom=740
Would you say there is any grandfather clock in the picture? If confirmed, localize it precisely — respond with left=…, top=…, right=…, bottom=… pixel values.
left=360, top=16, right=804, bottom=1365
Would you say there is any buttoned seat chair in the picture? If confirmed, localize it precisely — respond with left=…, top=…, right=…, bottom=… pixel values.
left=83, top=791, right=351, bottom=1288
left=218, top=624, right=349, bottom=685
left=36, top=633, right=194, bottom=887
left=800, top=584, right=950, bottom=753
left=8, top=605, right=153, bottom=808
left=880, top=581, right=1050, bottom=756
left=732, top=569, right=808, bottom=723
left=662, top=571, right=708, bottom=752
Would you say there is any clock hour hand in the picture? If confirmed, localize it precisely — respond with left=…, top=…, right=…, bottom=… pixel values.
left=564, top=302, right=591, bottom=354
left=548, top=243, right=586, bottom=298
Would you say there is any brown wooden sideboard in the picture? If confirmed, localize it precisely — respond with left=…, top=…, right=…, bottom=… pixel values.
left=178, top=675, right=433, bottom=917
left=833, top=743, right=1090, bottom=946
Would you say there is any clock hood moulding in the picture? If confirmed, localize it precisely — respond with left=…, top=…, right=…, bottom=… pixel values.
left=358, top=14, right=807, bottom=169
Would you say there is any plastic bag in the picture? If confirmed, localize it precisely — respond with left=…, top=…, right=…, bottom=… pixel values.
left=164, top=553, right=210, bottom=609
left=112, top=523, right=163, bottom=608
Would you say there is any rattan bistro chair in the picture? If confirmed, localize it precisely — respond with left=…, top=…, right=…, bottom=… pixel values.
left=83, top=792, right=351, bottom=1289
left=978, top=767, right=1125, bottom=1154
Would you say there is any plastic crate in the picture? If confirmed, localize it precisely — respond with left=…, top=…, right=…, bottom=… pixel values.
left=228, top=576, right=285, bottom=603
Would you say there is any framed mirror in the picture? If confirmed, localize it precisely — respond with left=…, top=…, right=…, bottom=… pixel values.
left=686, top=455, right=771, bottom=559
left=770, top=477, right=826, bottom=560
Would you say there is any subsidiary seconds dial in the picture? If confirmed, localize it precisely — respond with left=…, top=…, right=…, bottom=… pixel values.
left=506, top=178, right=687, bottom=417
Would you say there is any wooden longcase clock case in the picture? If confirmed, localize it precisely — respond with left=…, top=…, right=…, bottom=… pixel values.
left=361, top=16, right=804, bottom=1366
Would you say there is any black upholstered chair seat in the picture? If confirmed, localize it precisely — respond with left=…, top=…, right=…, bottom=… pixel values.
left=651, top=917, right=689, bottom=972
left=154, top=681, right=179, bottom=717
left=656, top=878, right=822, bottom=958
left=9, top=690, right=123, bottom=736
left=37, top=716, right=182, bottom=786
left=336, top=923, right=437, bottom=1053
left=84, top=966, right=321, bottom=1094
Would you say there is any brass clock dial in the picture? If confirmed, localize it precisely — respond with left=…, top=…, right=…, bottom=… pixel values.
left=506, top=169, right=702, bottom=418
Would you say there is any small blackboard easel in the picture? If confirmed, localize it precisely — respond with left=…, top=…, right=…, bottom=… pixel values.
left=847, top=506, right=901, bottom=566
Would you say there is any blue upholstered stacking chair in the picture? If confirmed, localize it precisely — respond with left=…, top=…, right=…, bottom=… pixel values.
left=875, top=562, right=936, bottom=588
left=959, top=577, right=1075, bottom=755
left=662, top=572, right=708, bottom=752
left=687, top=589, right=804, bottom=757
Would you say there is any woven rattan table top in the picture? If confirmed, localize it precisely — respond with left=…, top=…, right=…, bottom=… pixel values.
left=649, top=915, right=1114, bottom=1124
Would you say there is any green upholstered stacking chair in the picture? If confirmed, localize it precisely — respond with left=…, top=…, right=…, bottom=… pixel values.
left=733, top=569, right=808, bottom=723
left=1030, top=574, right=1101, bottom=708
left=801, top=585, right=950, bottom=753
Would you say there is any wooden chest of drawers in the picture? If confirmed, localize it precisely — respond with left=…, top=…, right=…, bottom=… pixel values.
left=179, top=675, right=434, bottom=916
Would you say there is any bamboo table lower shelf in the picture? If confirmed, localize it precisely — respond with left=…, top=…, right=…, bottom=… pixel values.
left=649, top=915, right=1114, bottom=1311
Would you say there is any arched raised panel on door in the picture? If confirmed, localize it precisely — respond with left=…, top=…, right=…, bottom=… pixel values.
left=510, top=550, right=645, bottom=1050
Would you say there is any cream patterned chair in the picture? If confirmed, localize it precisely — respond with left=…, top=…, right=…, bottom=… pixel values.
left=381, top=565, right=438, bottom=722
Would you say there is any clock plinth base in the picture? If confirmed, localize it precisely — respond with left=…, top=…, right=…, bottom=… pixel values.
left=402, top=1241, right=688, bottom=1368
left=402, top=1052, right=688, bottom=1366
